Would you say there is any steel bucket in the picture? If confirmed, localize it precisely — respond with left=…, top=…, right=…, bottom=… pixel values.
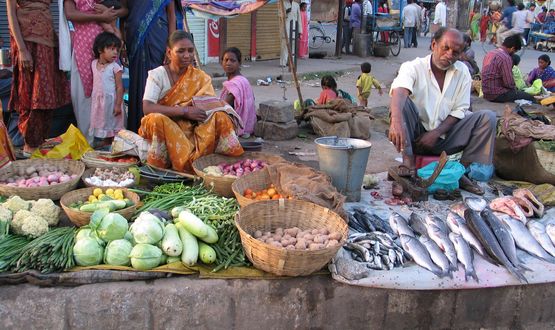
left=0, top=49, right=11, bottom=68
left=315, top=136, right=372, bottom=202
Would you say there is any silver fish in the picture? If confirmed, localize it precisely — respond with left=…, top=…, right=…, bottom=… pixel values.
left=344, top=242, right=371, bottom=262
left=409, top=213, right=428, bottom=236
left=464, top=208, right=527, bottom=283
left=425, top=217, right=458, bottom=271
left=449, top=232, right=479, bottom=282
left=528, top=220, right=555, bottom=258
left=389, top=213, right=414, bottom=237
left=400, top=234, right=444, bottom=277
left=424, top=215, right=450, bottom=235
left=546, top=223, right=555, bottom=247
left=481, top=208, right=528, bottom=271
left=445, top=211, right=487, bottom=258
left=500, top=215, right=555, bottom=263
left=465, top=197, right=488, bottom=212
left=418, top=235, right=452, bottom=277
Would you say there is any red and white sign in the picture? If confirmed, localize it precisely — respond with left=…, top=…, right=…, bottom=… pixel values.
left=208, top=19, right=220, bottom=57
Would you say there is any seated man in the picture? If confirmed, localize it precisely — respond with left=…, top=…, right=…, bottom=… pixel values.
left=481, top=35, right=536, bottom=103
left=388, top=28, right=496, bottom=195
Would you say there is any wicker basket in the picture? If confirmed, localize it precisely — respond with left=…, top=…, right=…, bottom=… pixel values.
left=0, top=159, right=85, bottom=200
left=81, top=151, right=139, bottom=169
left=81, top=168, right=136, bottom=188
left=60, top=187, right=140, bottom=227
left=192, top=152, right=285, bottom=197
left=232, top=168, right=275, bottom=207
left=235, top=199, right=348, bottom=276
left=536, top=149, right=555, bottom=175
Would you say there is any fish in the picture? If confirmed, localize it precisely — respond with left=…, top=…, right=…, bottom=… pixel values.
left=351, top=208, right=377, bottom=233
left=389, top=213, right=414, bottom=237
left=344, top=242, right=371, bottom=262
left=499, top=215, right=555, bottom=263
left=528, top=220, right=555, bottom=258
left=449, top=232, right=479, bottom=282
left=464, top=208, right=528, bottom=283
left=546, top=223, right=555, bottom=246
left=513, top=188, right=544, bottom=218
left=489, top=197, right=527, bottom=224
left=424, top=215, right=458, bottom=271
left=400, top=234, right=445, bottom=277
left=450, top=202, right=466, bottom=218
left=408, top=212, right=428, bottom=236
left=418, top=234, right=452, bottom=277
left=446, top=211, right=487, bottom=258
left=465, top=197, right=488, bottom=212
left=512, top=197, right=534, bottom=218
left=481, top=208, right=529, bottom=271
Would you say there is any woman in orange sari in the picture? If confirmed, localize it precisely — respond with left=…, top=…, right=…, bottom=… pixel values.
left=140, top=31, right=244, bottom=173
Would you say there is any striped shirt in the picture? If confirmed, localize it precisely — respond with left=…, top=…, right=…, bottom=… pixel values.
left=481, top=48, right=515, bottom=101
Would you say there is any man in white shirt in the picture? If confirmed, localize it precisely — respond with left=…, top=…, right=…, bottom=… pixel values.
left=433, top=0, right=447, bottom=27
left=388, top=28, right=495, bottom=195
left=280, top=0, right=303, bottom=67
left=498, top=3, right=530, bottom=46
left=362, top=0, right=372, bottom=33
left=402, top=0, right=420, bottom=48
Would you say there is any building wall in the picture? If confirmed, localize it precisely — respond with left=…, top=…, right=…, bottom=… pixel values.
left=311, top=0, right=339, bottom=21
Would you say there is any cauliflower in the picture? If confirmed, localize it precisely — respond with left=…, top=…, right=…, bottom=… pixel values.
left=30, top=199, right=60, bottom=226
left=11, top=210, right=49, bottom=238
left=3, top=196, right=31, bottom=213
left=0, top=205, right=13, bottom=222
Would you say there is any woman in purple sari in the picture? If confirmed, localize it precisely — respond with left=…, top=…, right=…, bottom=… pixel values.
left=124, top=0, right=183, bottom=132
left=527, top=54, right=555, bottom=92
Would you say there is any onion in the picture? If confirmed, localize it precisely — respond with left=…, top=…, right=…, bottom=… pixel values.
left=59, top=175, right=71, bottom=183
left=47, top=174, right=59, bottom=183
left=70, top=174, right=78, bottom=179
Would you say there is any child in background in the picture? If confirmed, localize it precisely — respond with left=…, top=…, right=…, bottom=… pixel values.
left=356, top=62, right=383, bottom=107
left=90, top=32, right=124, bottom=149
left=512, top=54, right=527, bottom=91
left=316, top=75, right=339, bottom=104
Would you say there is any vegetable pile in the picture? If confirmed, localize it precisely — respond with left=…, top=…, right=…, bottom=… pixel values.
left=1, top=196, right=60, bottom=238
left=84, top=168, right=135, bottom=187
left=70, top=188, right=133, bottom=212
left=242, top=184, right=292, bottom=201
left=0, top=164, right=77, bottom=187
left=203, top=158, right=268, bottom=178
left=254, top=227, right=342, bottom=251
left=97, top=155, right=138, bottom=163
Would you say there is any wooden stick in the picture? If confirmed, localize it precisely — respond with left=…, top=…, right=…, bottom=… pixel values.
left=278, top=0, right=304, bottom=111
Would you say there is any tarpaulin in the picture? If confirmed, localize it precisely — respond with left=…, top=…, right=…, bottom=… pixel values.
left=183, top=0, right=274, bottom=19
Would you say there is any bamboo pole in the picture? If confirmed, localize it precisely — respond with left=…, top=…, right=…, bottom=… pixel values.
left=278, top=0, right=304, bottom=113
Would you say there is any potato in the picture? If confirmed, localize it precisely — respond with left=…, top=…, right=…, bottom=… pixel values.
left=254, top=230, right=263, bottom=238
left=283, top=234, right=292, bottom=241
left=284, top=227, right=299, bottom=237
left=309, top=243, right=324, bottom=250
left=270, top=241, right=283, bottom=248
left=327, top=239, right=339, bottom=247
left=314, top=235, right=324, bottom=244
left=275, top=228, right=284, bottom=236
left=289, top=237, right=297, bottom=245
left=319, top=228, right=329, bottom=235
left=264, top=231, right=272, bottom=237
left=281, top=240, right=290, bottom=247
left=304, top=234, right=314, bottom=241
left=285, top=245, right=295, bottom=250
left=311, top=229, right=319, bottom=235
left=329, top=232, right=342, bottom=241
left=295, top=239, right=307, bottom=250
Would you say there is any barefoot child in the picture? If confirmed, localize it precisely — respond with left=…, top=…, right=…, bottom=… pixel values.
left=356, top=62, right=383, bottom=107
left=90, top=32, right=124, bottom=148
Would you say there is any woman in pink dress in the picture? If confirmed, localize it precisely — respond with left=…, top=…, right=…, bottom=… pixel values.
left=298, top=2, right=309, bottom=59
left=220, top=47, right=256, bottom=138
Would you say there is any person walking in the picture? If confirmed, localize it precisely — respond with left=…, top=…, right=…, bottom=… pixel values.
left=402, top=0, right=419, bottom=48
left=433, top=0, right=447, bottom=28
left=280, top=0, right=303, bottom=67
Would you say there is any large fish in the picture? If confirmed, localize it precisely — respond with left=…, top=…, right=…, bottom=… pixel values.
left=528, top=220, right=555, bottom=258
left=425, top=215, right=458, bottom=271
left=409, top=213, right=428, bottom=237
left=389, top=213, right=414, bottom=237
left=481, top=208, right=529, bottom=271
left=464, top=208, right=528, bottom=283
left=400, top=234, right=444, bottom=277
left=446, top=211, right=487, bottom=258
left=449, top=232, right=479, bottom=282
left=418, top=234, right=452, bottom=277
left=489, top=197, right=527, bottom=224
left=500, top=215, right=555, bottom=263
left=464, top=197, right=488, bottom=212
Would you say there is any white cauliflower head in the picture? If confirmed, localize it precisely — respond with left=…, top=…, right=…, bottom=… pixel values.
left=3, top=196, right=31, bottom=213
left=11, top=210, right=49, bottom=238
left=30, top=199, right=60, bottom=226
left=0, top=205, right=13, bottom=222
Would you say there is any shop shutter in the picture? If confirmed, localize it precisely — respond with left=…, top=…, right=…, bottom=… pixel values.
left=255, top=3, right=280, bottom=60
left=0, top=1, right=60, bottom=44
left=186, top=13, right=207, bottom=65
left=226, top=13, right=252, bottom=62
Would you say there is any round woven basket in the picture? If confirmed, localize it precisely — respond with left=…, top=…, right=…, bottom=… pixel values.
left=235, top=199, right=348, bottom=276
left=0, top=159, right=85, bottom=200
left=81, top=168, right=136, bottom=188
left=60, top=187, right=140, bottom=227
left=232, top=168, right=276, bottom=207
left=192, top=152, right=284, bottom=197
left=81, top=151, right=139, bottom=169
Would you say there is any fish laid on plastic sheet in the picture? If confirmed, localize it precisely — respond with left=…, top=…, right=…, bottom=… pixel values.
left=418, top=235, right=452, bottom=277
left=389, top=213, right=414, bottom=238
left=449, top=232, right=479, bottom=282
left=400, top=234, right=445, bottom=277
left=489, top=197, right=527, bottom=224
left=344, top=232, right=407, bottom=270
left=424, top=215, right=458, bottom=271
left=408, top=213, right=428, bottom=237
left=446, top=211, right=486, bottom=258
left=528, top=220, right=555, bottom=258
left=499, top=215, right=555, bottom=263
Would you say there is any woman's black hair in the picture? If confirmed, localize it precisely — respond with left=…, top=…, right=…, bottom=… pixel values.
left=321, top=75, right=338, bottom=96
left=539, top=54, right=551, bottom=66
left=300, top=2, right=307, bottom=10
left=92, top=32, right=122, bottom=58
left=167, top=30, right=194, bottom=48
left=222, top=47, right=242, bottom=64
left=512, top=54, right=521, bottom=66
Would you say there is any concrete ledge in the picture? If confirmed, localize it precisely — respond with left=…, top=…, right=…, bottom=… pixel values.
left=1, top=276, right=555, bottom=328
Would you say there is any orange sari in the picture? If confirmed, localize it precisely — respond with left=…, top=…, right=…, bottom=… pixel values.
left=139, top=67, right=244, bottom=173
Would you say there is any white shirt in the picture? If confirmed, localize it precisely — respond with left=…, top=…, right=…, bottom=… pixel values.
left=390, top=55, right=471, bottom=131
left=143, top=66, right=172, bottom=103
left=403, top=3, right=420, bottom=28
left=512, top=10, right=528, bottom=32
left=433, top=1, right=447, bottom=26
left=363, top=0, right=373, bottom=15
left=283, top=1, right=303, bottom=34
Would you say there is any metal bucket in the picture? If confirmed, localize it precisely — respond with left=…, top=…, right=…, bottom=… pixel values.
left=315, top=136, right=372, bottom=202
left=0, top=49, right=11, bottom=68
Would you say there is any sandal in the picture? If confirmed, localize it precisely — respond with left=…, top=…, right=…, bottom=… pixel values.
left=459, top=175, right=485, bottom=196
left=433, top=189, right=450, bottom=201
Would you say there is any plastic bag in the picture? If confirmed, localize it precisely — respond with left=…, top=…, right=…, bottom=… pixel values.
left=467, top=163, right=494, bottom=181
left=417, top=161, right=466, bottom=193
left=31, top=124, right=92, bottom=160
left=524, top=79, right=543, bottom=95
